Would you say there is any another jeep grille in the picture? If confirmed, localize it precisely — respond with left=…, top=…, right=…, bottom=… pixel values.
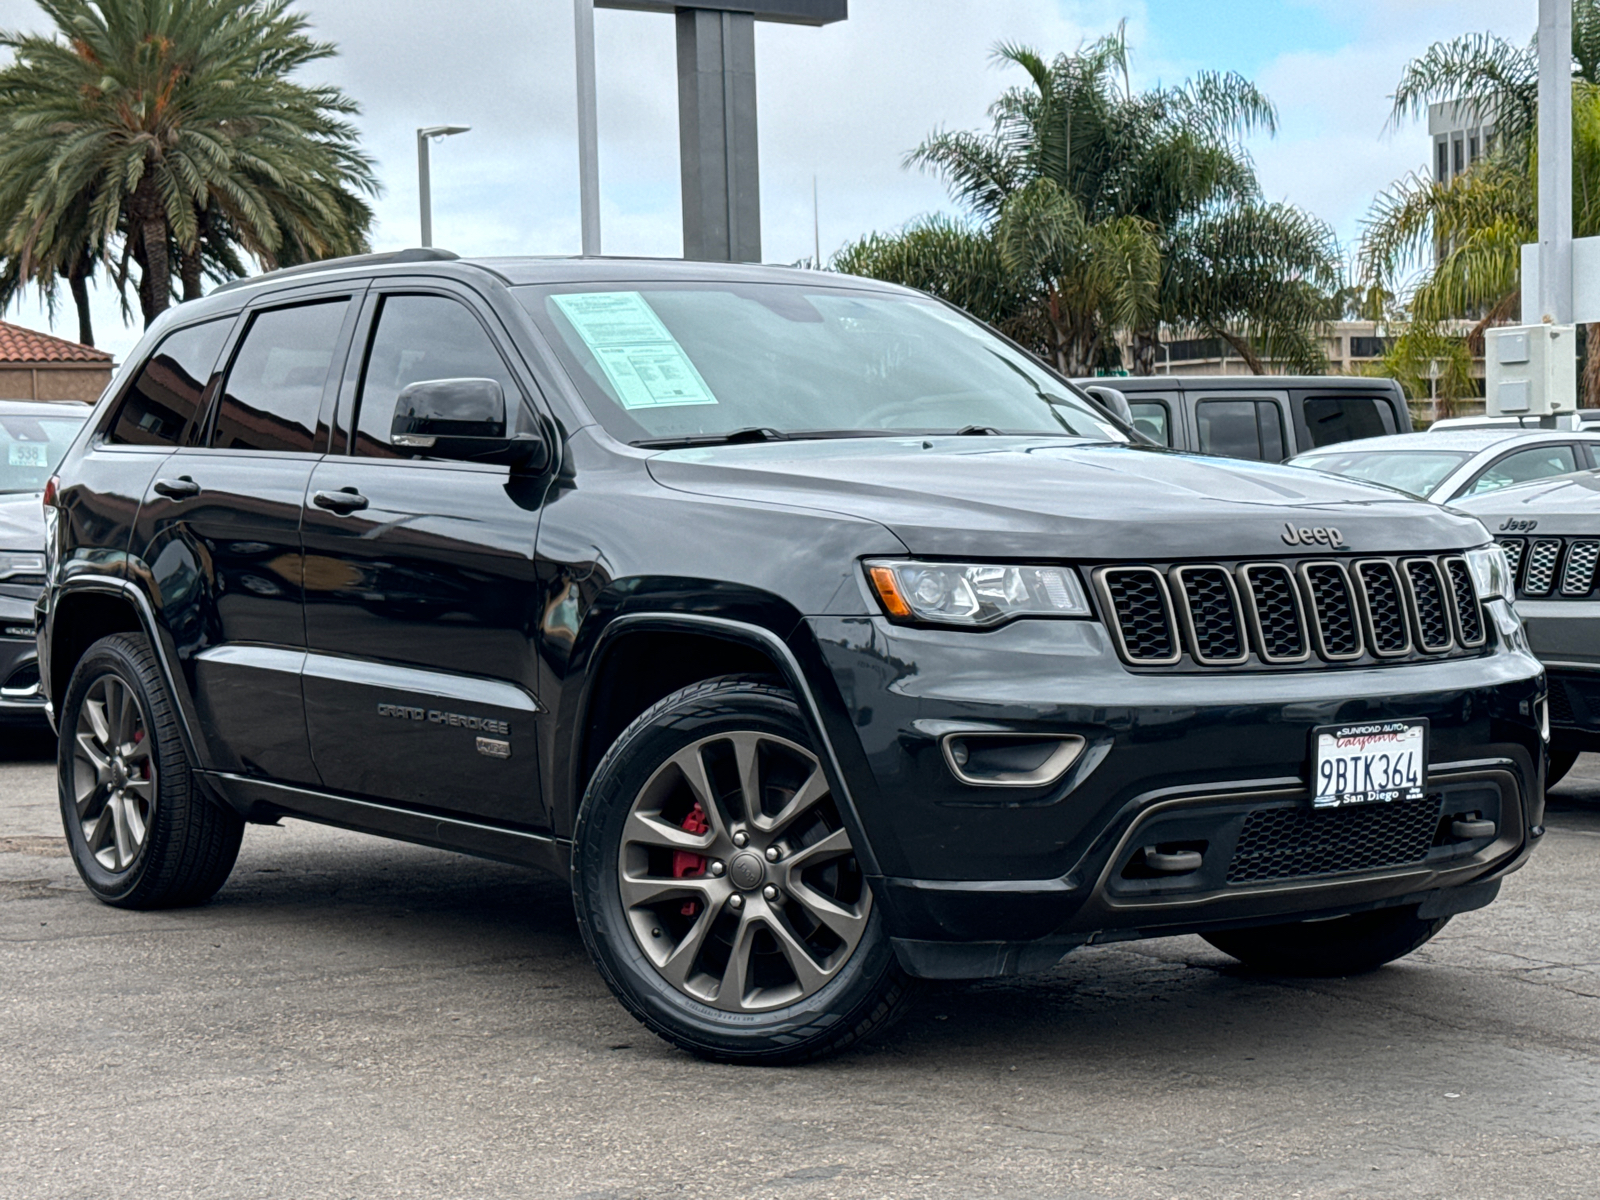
left=1093, top=553, right=1486, bottom=671
left=1496, top=536, right=1600, bottom=599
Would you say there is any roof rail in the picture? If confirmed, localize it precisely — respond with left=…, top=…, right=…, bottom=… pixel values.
left=211, top=247, right=460, bottom=294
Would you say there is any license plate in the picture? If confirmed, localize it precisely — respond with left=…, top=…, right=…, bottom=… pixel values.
left=1310, top=719, right=1428, bottom=809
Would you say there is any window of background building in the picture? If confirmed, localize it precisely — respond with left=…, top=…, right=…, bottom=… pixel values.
left=108, top=319, right=233, bottom=446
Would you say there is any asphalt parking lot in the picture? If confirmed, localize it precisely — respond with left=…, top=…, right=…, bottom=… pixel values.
left=2, top=729, right=1597, bottom=1200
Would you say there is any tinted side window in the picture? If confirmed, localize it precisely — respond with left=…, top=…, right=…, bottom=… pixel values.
left=352, top=294, right=519, bottom=458
left=1465, top=445, right=1579, bottom=495
left=108, top=319, right=233, bottom=446
left=1303, top=396, right=1396, bottom=448
left=1128, top=400, right=1171, bottom=446
left=1197, top=399, right=1285, bottom=461
left=211, top=300, right=349, bottom=452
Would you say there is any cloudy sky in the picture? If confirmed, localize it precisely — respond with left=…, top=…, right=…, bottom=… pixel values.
left=0, top=0, right=1538, bottom=361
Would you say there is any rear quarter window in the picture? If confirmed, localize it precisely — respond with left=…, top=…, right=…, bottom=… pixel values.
left=107, top=318, right=234, bottom=446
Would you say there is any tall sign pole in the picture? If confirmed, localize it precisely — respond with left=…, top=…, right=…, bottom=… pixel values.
left=575, top=0, right=603, bottom=255
left=595, top=1, right=846, bottom=262
left=1537, top=0, right=1573, bottom=324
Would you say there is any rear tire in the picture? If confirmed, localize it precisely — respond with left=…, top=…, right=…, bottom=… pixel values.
left=58, top=633, right=243, bottom=909
left=572, top=676, right=915, bottom=1064
left=1202, top=905, right=1449, bottom=977
left=1546, top=739, right=1581, bottom=789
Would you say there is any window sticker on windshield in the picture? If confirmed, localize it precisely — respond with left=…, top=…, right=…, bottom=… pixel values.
left=552, top=292, right=718, bottom=409
left=7, top=443, right=47, bottom=467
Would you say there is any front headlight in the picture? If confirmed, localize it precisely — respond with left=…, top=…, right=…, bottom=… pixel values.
left=0, top=552, right=45, bottom=580
left=865, top=560, right=1091, bottom=627
left=1465, top=544, right=1510, bottom=601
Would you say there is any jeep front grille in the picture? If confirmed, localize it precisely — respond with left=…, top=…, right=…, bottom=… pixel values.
left=1240, top=563, right=1307, bottom=662
left=1442, top=557, right=1486, bottom=647
left=1354, top=560, right=1412, bottom=656
left=1300, top=562, right=1362, bottom=660
left=1496, top=535, right=1600, bottom=600
left=1100, top=567, right=1180, bottom=664
left=1093, top=553, right=1486, bottom=670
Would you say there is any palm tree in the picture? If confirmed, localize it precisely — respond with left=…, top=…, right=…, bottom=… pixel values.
left=0, top=0, right=378, bottom=331
left=1363, top=3, right=1600, bottom=405
left=840, top=33, right=1339, bottom=375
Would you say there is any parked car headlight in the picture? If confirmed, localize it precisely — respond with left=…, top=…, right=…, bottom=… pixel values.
left=1465, top=544, right=1511, bottom=601
left=0, top=552, right=45, bottom=580
left=865, top=560, right=1091, bottom=626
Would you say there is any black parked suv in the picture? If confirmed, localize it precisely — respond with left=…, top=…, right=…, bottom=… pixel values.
left=40, top=251, right=1546, bottom=1063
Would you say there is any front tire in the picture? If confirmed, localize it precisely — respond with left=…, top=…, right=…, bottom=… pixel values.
left=58, top=633, right=243, bottom=909
left=1202, top=905, right=1449, bottom=976
left=572, top=677, right=914, bottom=1064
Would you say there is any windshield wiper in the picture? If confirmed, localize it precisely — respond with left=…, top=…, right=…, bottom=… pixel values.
left=954, top=425, right=1004, bottom=435
left=632, top=426, right=789, bottom=449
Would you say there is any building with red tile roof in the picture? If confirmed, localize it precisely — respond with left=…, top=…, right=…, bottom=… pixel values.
left=0, top=320, right=114, bottom=403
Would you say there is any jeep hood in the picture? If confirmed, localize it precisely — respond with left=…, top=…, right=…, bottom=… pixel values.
left=1448, top=469, right=1600, bottom=537
left=646, top=437, right=1490, bottom=559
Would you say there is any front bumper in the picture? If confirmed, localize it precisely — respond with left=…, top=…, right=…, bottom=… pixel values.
left=803, top=603, right=1545, bottom=974
left=0, top=596, right=45, bottom=725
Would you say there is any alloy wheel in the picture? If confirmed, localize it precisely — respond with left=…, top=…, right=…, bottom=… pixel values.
left=72, top=674, right=155, bottom=873
left=617, top=730, right=871, bottom=1012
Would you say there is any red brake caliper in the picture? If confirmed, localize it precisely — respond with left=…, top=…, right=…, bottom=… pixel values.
left=671, top=802, right=709, bottom=918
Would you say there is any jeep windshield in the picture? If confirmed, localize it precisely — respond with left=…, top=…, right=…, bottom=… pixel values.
left=515, top=282, right=1130, bottom=446
left=1289, top=448, right=1473, bottom=498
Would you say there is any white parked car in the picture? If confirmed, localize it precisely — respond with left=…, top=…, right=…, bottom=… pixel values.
left=1287, top=429, right=1600, bottom=502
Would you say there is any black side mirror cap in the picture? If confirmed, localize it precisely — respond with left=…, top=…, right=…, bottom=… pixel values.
left=393, top=377, right=506, bottom=442
left=390, top=377, right=550, bottom=470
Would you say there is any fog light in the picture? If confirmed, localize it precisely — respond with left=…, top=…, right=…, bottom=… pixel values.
left=941, top=733, right=1085, bottom=788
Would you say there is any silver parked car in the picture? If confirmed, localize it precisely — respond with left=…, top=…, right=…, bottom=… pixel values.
left=1452, top=472, right=1600, bottom=785
left=0, top=399, right=91, bottom=725
left=1288, top=429, right=1600, bottom=503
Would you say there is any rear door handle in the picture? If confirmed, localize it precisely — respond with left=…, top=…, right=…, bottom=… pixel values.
left=312, top=488, right=369, bottom=514
left=152, top=476, right=200, bottom=500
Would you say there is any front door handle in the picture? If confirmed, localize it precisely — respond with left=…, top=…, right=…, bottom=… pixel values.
left=152, top=476, right=200, bottom=500
left=312, top=488, right=369, bottom=514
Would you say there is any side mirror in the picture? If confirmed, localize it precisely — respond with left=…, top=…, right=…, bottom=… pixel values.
left=393, top=377, right=506, bottom=443
left=1082, top=384, right=1135, bottom=426
left=391, top=377, right=548, bottom=469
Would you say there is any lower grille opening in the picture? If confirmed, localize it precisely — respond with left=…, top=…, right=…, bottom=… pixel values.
left=1, top=661, right=39, bottom=695
left=1226, top=795, right=1443, bottom=884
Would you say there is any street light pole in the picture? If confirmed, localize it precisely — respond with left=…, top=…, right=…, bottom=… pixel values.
left=417, top=125, right=471, bottom=248
left=574, top=0, right=602, bottom=255
left=1538, top=0, right=1573, bottom=325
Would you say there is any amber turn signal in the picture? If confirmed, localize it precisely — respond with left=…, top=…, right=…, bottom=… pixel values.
left=867, top=565, right=912, bottom=618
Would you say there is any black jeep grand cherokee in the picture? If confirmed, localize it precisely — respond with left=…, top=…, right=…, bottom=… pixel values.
left=39, top=252, right=1545, bottom=1063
